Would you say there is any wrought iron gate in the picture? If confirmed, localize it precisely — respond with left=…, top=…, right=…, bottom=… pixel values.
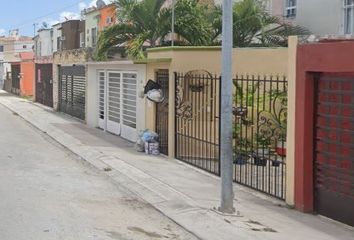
left=314, top=73, right=354, bottom=226
left=59, top=66, right=86, bottom=120
left=155, top=70, right=169, bottom=155
left=11, top=64, right=20, bottom=95
left=233, top=75, right=287, bottom=200
left=35, top=64, right=53, bottom=108
left=175, top=73, right=288, bottom=200
left=175, top=72, right=221, bottom=175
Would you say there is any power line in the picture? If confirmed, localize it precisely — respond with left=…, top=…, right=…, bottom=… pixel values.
left=7, top=0, right=87, bottom=30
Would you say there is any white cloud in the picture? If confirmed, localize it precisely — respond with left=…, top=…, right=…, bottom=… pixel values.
left=0, top=28, right=5, bottom=35
left=79, top=0, right=110, bottom=10
left=79, top=2, right=88, bottom=10
left=59, top=11, right=81, bottom=21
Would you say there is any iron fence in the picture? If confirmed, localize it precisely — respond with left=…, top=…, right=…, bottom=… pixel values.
left=233, top=75, right=287, bottom=199
left=175, top=72, right=220, bottom=175
left=174, top=73, right=288, bottom=199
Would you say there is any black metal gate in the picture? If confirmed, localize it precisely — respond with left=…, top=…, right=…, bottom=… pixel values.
left=59, top=66, right=86, bottom=120
left=155, top=70, right=169, bottom=155
left=11, top=64, right=20, bottom=95
left=233, top=75, right=287, bottom=200
left=35, top=64, right=53, bottom=108
left=314, top=73, right=354, bottom=226
left=175, top=72, right=221, bottom=175
left=175, top=73, right=288, bottom=200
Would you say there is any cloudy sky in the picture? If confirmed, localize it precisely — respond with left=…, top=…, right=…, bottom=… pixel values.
left=0, top=0, right=110, bottom=37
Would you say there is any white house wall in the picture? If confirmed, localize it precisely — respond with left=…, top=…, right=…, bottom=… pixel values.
left=37, top=30, right=53, bottom=57
left=86, top=62, right=146, bottom=138
left=52, top=24, right=62, bottom=53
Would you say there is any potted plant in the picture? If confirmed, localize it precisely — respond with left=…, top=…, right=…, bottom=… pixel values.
left=275, top=138, right=286, bottom=157
left=252, top=133, right=271, bottom=167
left=233, top=139, right=252, bottom=165
left=233, top=125, right=252, bottom=165
left=268, top=89, right=288, bottom=157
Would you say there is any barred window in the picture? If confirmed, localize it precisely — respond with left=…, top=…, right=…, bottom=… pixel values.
left=344, top=0, right=354, bottom=34
left=285, top=0, right=297, bottom=18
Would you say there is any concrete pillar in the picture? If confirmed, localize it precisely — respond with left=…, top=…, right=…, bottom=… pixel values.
left=285, top=36, right=298, bottom=206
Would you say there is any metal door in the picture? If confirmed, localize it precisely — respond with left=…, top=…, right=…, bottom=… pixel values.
left=107, top=71, right=122, bottom=135
left=120, top=72, right=137, bottom=141
left=98, top=71, right=106, bottom=129
left=59, top=66, right=86, bottom=120
left=175, top=72, right=221, bottom=175
left=100, top=71, right=138, bottom=142
left=155, top=70, right=169, bottom=155
left=11, top=64, right=20, bottom=95
left=314, top=73, right=354, bottom=226
left=35, top=64, right=53, bottom=107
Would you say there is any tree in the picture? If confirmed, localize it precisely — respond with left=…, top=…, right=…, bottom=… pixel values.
left=95, top=0, right=309, bottom=60
left=95, top=0, right=171, bottom=60
left=173, top=0, right=221, bottom=46
left=232, top=0, right=309, bottom=47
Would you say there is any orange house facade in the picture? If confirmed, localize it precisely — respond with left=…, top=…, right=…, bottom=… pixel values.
left=10, top=52, right=35, bottom=97
left=98, top=4, right=117, bottom=31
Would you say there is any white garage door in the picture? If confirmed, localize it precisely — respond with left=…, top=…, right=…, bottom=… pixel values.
left=98, top=70, right=137, bottom=142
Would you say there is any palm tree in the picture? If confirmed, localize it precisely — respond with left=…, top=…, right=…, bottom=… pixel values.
left=233, top=0, right=309, bottom=47
left=95, top=0, right=309, bottom=60
left=95, top=0, right=171, bottom=60
left=172, top=0, right=221, bottom=46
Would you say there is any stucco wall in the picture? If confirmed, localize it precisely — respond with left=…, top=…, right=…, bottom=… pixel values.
left=286, top=36, right=298, bottom=206
left=85, top=10, right=100, bottom=48
left=146, top=47, right=289, bottom=157
left=53, top=49, right=89, bottom=111
left=36, top=29, right=53, bottom=57
left=148, top=47, right=288, bottom=75
left=85, top=61, right=146, bottom=135
left=296, top=0, right=343, bottom=35
left=52, top=24, right=62, bottom=53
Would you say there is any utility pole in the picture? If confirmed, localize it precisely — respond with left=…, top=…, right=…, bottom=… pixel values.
left=219, top=0, right=234, bottom=213
left=171, top=0, right=175, bottom=46
left=33, top=23, right=38, bottom=37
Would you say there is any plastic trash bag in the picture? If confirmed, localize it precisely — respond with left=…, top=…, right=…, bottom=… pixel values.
left=147, top=89, right=164, bottom=103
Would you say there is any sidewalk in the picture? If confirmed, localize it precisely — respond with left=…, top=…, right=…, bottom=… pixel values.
left=0, top=91, right=352, bottom=240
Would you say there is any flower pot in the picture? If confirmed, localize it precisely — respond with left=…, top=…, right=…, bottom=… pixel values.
left=271, top=160, right=281, bottom=167
left=252, top=149, right=269, bottom=167
left=275, top=140, right=286, bottom=157
left=253, top=156, right=267, bottom=166
left=233, top=152, right=249, bottom=165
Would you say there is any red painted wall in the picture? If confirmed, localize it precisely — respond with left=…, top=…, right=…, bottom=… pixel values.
left=20, top=61, right=35, bottom=97
left=295, top=40, right=354, bottom=212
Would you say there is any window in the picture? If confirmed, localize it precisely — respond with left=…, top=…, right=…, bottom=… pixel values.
left=0, top=45, right=3, bottom=52
left=80, top=32, right=85, bottom=48
left=91, top=27, right=97, bottom=46
left=57, top=37, right=62, bottom=51
left=23, top=45, right=27, bottom=49
left=344, top=0, right=354, bottom=34
left=106, top=17, right=113, bottom=24
left=285, top=0, right=296, bottom=18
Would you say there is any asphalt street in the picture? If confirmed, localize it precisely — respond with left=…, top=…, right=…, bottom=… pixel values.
left=0, top=103, right=198, bottom=240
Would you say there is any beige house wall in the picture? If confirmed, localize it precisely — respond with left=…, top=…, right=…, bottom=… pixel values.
left=285, top=36, right=298, bottom=206
left=53, top=49, right=90, bottom=112
left=146, top=47, right=289, bottom=158
left=145, top=61, right=172, bottom=132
